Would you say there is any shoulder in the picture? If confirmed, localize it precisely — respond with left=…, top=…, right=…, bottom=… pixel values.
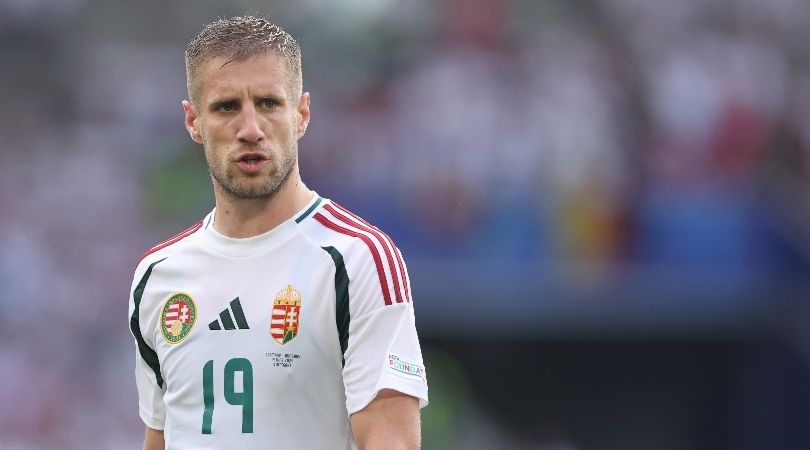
left=132, top=218, right=207, bottom=278
left=298, top=198, right=401, bottom=263
left=298, top=199, right=411, bottom=307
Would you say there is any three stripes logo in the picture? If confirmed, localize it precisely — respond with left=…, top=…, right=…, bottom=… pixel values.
left=209, top=298, right=250, bottom=330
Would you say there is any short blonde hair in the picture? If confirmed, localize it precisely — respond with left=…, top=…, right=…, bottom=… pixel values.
left=185, top=15, right=302, bottom=105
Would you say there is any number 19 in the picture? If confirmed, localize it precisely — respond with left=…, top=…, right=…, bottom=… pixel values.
left=202, top=358, right=253, bottom=434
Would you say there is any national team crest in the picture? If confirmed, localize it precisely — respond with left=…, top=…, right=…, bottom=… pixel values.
left=160, top=293, right=197, bottom=344
left=270, top=285, right=302, bottom=345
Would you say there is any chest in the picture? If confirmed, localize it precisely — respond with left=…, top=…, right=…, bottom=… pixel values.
left=147, top=250, right=343, bottom=394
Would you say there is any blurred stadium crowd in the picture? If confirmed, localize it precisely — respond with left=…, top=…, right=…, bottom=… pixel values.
left=2, top=0, right=810, bottom=448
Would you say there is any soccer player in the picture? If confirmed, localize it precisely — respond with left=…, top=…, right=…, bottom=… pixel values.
left=128, top=16, right=428, bottom=449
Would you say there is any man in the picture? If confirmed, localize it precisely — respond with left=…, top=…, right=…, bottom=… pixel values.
left=128, top=16, right=428, bottom=449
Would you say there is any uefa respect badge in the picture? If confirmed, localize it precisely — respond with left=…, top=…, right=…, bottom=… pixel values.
left=161, top=293, right=197, bottom=344
left=387, top=353, right=427, bottom=384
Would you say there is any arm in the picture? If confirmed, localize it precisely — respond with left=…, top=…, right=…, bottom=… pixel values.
left=350, top=389, right=421, bottom=450
left=143, top=427, right=164, bottom=450
left=130, top=260, right=168, bottom=449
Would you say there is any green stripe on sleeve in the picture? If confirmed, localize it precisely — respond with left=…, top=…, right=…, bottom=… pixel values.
left=130, top=257, right=167, bottom=388
left=322, top=246, right=350, bottom=366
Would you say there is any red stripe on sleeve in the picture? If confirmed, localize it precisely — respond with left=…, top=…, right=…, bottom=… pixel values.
left=314, top=212, right=393, bottom=306
left=332, top=202, right=411, bottom=302
left=136, top=220, right=203, bottom=266
left=324, top=203, right=404, bottom=304
left=392, top=245, right=411, bottom=302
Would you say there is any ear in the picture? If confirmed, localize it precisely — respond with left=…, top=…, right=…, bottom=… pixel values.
left=296, top=92, right=311, bottom=139
left=182, top=100, right=204, bottom=144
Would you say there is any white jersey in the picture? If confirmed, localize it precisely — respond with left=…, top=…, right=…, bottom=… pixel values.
left=128, top=195, right=428, bottom=449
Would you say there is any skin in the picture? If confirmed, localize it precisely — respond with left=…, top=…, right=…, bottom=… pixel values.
left=350, top=389, right=422, bottom=449
left=143, top=427, right=163, bottom=450
left=142, top=52, right=421, bottom=449
left=182, top=53, right=312, bottom=238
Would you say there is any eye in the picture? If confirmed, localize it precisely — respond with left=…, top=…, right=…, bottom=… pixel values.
left=214, top=101, right=237, bottom=113
left=260, top=98, right=277, bottom=109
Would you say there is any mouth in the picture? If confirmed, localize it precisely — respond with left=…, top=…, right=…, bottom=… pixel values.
left=234, top=152, right=270, bottom=173
left=236, top=153, right=268, bottom=165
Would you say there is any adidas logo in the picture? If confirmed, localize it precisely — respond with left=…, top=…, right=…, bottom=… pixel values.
left=209, top=298, right=250, bottom=330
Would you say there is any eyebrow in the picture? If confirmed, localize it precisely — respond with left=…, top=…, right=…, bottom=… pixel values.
left=209, top=94, right=285, bottom=104
left=257, top=93, right=285, bottom=104
left=208, top=98, right=238, bottom=109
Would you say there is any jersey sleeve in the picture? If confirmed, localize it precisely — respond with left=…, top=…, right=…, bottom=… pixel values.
left=134, top=349, right=166, bottom=429
left=341, top=249, right=428, bottom=415
left=129, top=259, right=167, bottom=430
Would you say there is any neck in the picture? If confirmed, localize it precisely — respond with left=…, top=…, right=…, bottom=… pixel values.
left=211, top=175, right=313, bottom=239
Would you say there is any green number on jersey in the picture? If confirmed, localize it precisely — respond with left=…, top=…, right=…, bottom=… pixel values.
left=202, top=360, right=214, bottom=434
left=201, top=358, right=254, bottom=434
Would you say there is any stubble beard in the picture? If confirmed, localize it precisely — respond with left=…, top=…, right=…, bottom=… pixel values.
left=207, top=143, right=297, bottom=202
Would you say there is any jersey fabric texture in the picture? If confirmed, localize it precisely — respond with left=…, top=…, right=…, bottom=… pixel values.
left=128, top=194, right=428, bottom=450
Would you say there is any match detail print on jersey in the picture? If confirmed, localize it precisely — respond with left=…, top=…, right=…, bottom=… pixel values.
left=161, top=293, right=197, bottom=344
left=270, top=285, right=302, bottom=345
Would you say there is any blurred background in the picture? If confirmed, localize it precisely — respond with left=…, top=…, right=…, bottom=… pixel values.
left=2, top=0, right=810, bottom=448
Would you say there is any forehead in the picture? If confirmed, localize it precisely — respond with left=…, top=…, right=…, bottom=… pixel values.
left=196, top=53, right=293, bottom=102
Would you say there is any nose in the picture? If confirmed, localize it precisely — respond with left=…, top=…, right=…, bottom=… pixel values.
left=235, top=104, right=265, bottom=144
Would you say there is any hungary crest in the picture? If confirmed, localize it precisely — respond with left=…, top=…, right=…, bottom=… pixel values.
left=161, top=293, right=197, bottom=344
left=270, top=285, right=302, bottom=345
